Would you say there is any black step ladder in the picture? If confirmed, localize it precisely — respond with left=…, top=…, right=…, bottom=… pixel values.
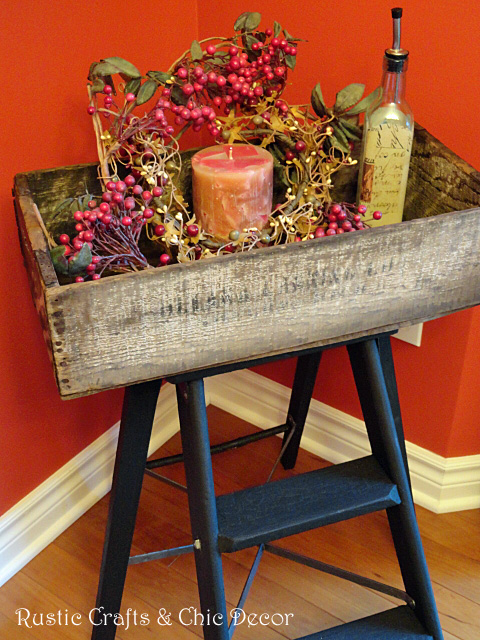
left=91, top=333, right=444, bottom=640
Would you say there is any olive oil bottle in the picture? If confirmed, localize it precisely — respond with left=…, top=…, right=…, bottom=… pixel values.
left=357, top=7, right=414, bottom=226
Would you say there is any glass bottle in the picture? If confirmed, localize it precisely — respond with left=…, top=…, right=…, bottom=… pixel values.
left=357, top=7, right=414, bottom=226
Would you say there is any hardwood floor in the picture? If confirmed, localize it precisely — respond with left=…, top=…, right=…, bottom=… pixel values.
left=0, top=405, right=478, bottom=639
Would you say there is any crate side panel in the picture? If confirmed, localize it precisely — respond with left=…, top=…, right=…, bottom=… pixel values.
left=405, top=126, right=480, bottom=219
left=47, top=208, right=480, bottom=397
left=14, top=196, right=57, bottom=370
left=27, top=163, right=100, bottom=240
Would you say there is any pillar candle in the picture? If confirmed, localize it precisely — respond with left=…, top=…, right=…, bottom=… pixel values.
left=192, top=144, right=273, bottom=240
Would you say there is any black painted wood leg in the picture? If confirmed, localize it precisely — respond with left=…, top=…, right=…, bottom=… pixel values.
left=348, top=340, right=444, bottom=640
left=176, top=379, right=229, bottom=640
left=281, top=351, right=323, bottom=470
left=91, top=379, right=162, bottom=640
left=377, top=335, right=411, bottom=489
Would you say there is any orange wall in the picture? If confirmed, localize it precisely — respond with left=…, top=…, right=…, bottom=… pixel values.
left=199, top=1, right=480, bottom=458
left=449, top=308, right=480, bottom=456
left=2, top=1, right=479, bottom=518
left=1, top=0, right=199, bottom=517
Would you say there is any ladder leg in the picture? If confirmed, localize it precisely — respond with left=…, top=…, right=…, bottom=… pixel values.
left=377, top=335, right=411, bottom=485
left=91, top=379, right=162, bottom=640
left=176, top=380, right=229, bottom=640
left=347, top=339, right=444, bottom=640
left=281, top=351, right=323, bottom=469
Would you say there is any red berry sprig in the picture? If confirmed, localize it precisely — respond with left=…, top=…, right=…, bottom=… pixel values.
left=57, top=175, right=156, bottom=281
left=321, top=202, right=381, bottom=235
left=87, top=13, right=300, bottom=149
left=164, top=21, right=299, bottom=139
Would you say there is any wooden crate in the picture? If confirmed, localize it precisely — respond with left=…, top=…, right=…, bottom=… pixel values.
left=14, top=125, right=480, bottom=399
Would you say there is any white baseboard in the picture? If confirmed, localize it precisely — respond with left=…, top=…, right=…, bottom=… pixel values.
left=207, top=370, right=480, bottom=515
left=1, top=370, right=479, bottom=587
left=0, top=383, right=179, bottom=587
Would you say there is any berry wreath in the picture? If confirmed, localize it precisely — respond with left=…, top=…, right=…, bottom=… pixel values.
left=50, top=12, right=381, bottom=283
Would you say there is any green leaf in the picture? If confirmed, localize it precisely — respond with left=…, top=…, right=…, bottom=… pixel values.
left=330, top=128, right=350, bottom=153
left=245, top=34, right=261, bottom=50
left=338, top=117, right=362, bottom=140
left=92, top=62, right=120, bottom=77
left=190, top=40, right=203, bottom=61
left=89, top=62, right=117, bottom=92
left=234, top=12, right=251, bottom=31
left=311, top=82, right=326, bottom=117
left=125, top=77, right=141, bottom=95
left=88, top=61, right=99, bottom=81
left=91, top=77, right=105, bottom=94
left=245, top=12, right=261, bottom=30
left=103, top=56, right=141, bottom=78
left=68, top=243, right=92, bottom=276
left=50, top=246, right=69, bottom=276
left=81, top=194, right=91, bottom=211
left=335, top=124, right=350, bottom=147
left=54, top=197, right=73, bottom=213
left=283, top=28, right=295, bottom=40
left=136, top=79, right=157, bottom=105
left=282, top=29, right=306, bottom=42
left=274, top=21, right=282, bottom=38
left=170, top=84, right=189, bottom=107
left=285, top=55, right=296, bottom=70
left=334, top=83, right=365, bottom=114
left=147, top=70, right=173, bottom=84
left=347, top=86, right=382, bottom=115
left=269, top=143, right=284, bottom=163
left=119, top=72, right=137, bottom=83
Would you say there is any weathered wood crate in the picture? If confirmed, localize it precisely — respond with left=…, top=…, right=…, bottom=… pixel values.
left=14, top=125, right=480, bottom=399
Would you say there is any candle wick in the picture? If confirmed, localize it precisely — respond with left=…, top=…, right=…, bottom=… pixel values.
left=228, top=146, right=233, bottom=160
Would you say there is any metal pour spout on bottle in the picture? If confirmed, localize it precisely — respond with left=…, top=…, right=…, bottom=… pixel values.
left=356, top=7, right=414, bottom=226
left=391, top=7, right=403, bottom=101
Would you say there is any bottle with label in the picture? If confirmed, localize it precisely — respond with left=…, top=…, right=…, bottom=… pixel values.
left=357, top=7, right=414, bottom=226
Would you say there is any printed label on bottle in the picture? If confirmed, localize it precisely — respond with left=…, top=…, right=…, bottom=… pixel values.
left=359, top=122, right=413, bottom=225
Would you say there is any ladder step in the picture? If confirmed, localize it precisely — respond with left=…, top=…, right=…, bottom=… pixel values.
left=217, top=456, right=400, bottom=552
left=296, top=606, right=433, bottom=639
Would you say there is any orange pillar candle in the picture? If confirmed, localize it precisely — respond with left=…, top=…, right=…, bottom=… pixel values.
left=192, top=144, right=273, bottom=240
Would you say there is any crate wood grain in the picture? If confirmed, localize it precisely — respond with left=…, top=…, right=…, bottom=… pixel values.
left=14, top=125, right=480, bottom=399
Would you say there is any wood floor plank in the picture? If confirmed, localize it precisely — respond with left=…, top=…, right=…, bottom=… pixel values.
left=170, top=550, right=342, bottom=639
left=414, top=507, right=480, bottom=563
left=230, top=547, right=395, bottom=623
left=305, top=507, right=480, bottom=605
left=0, top=571, right=84, bottom=640
left=0, top=610, right=37, bottom=640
